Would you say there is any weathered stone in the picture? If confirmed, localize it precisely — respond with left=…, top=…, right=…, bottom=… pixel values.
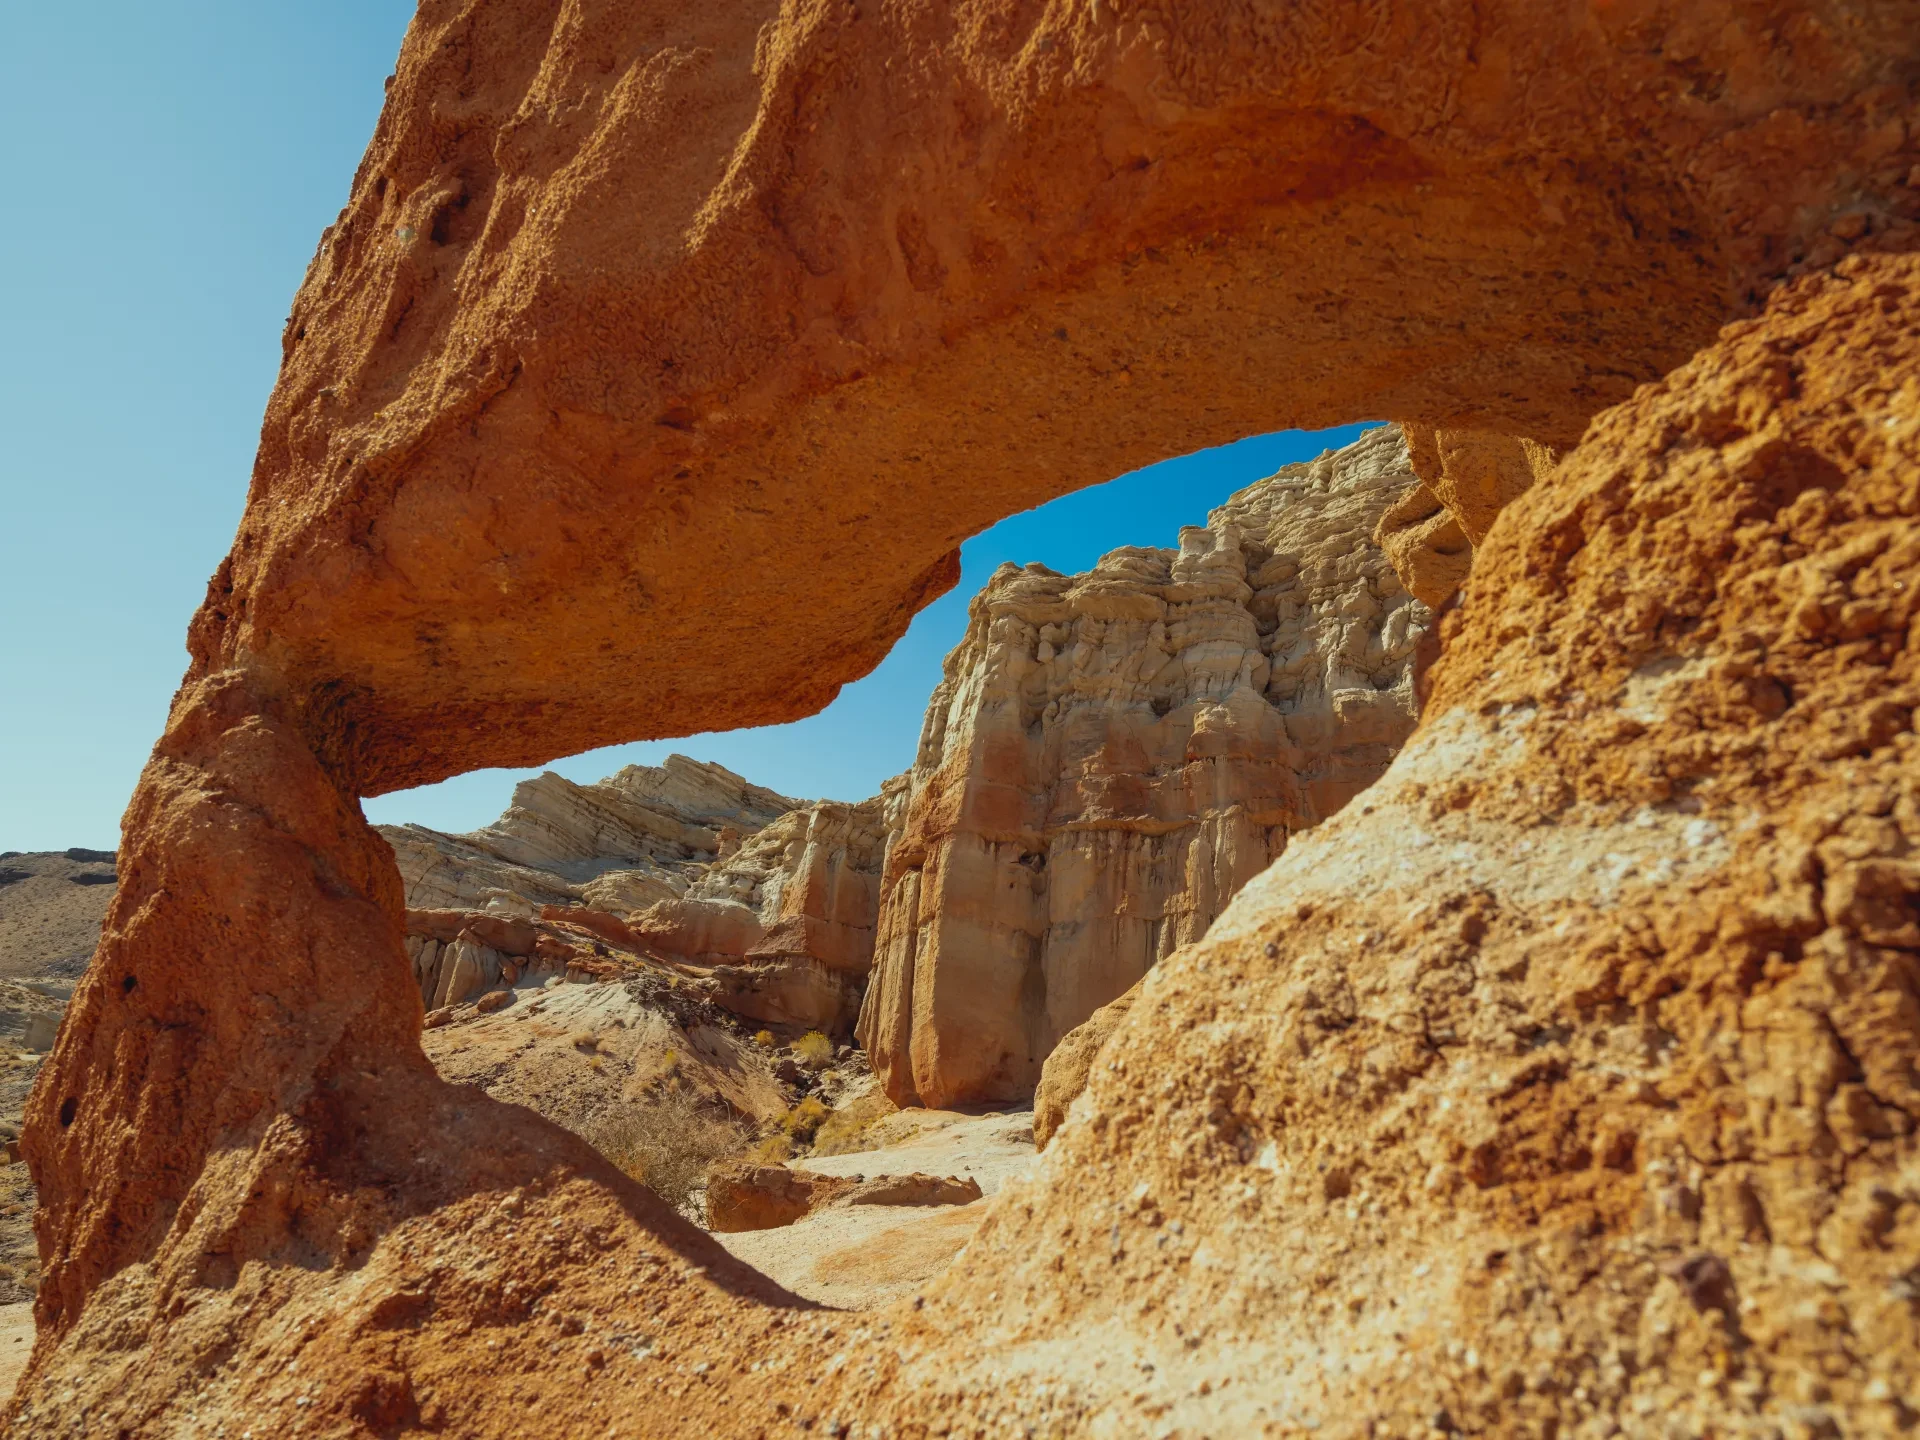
left=1033, top=981, right=1140, bottom=1150
left=15, top=0, right=1920, bottom=1430
left=705, top=1162, right=981, bottom=1232
left=638, top=797, right=890, bottom=1033
left=1376, top=424, right=1564, bottom=608
left=860, top=426, right=1432, bottom=1107
left=705, top=1162, right=850, bottom=1233
left=381, top=756, right=801, bottom=915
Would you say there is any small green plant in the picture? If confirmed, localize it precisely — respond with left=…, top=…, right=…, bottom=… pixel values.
left=793, top=1030, right=834, bottom=1069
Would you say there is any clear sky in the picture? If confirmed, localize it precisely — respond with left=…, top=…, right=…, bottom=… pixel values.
left=0, top=3, right=1365, bottom=851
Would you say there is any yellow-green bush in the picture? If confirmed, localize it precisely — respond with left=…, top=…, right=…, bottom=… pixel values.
left=793, top=1030, right=834, bottom=1069
left=781, top=1095, right=830, bottom=1142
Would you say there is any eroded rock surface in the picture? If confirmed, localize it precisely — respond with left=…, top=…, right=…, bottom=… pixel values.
left=636, top=794, right=892, bottom=1034
left=382, top=755, right=800, bottom=915
left=12, top=0, right=1920, bottom=1430
left=860, top=425, right=1432, bottom=1106
left=1376, top=425, right=1563, bottom=608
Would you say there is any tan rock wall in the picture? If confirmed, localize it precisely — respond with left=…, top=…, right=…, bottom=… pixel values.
left=13, top=0, right=1920, bottom=1429
left=380, top=755, right=800, bottom=915
left=637, top=796, right=890, bottom=1032
left=1376, top=424, right=1563, bottom=609
left=859, top=426, right=1433, bottom=1106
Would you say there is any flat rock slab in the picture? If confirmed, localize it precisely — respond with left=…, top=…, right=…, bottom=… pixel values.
left=713, top=1109, right=1036, bottom=1308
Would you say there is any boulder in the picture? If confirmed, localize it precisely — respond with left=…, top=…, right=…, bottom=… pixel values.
left=1033, top=981, right=1140, bottom=1150
left=842, top=1173, right=981, bottom=1208
left=704, top=1162, right=981, bottom=1231
left=705, top=1162, right=851, bottom=1233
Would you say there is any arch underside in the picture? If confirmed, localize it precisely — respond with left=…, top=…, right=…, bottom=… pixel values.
left=11, top=0, right=1920, bottom=1433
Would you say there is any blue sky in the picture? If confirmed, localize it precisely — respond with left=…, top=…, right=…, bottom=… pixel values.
left=0, top=3, right=1364, bottom=849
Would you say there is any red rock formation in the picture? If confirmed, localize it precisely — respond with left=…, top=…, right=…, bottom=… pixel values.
left=1376, top=425, right=1562, bottom=608
left=12, top=0, right=1920, bottom=1431
left=860, top=426, right=1431, bottom=1106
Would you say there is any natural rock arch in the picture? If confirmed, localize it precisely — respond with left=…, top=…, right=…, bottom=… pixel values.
left=13, top=0, right=1920, bottom=1432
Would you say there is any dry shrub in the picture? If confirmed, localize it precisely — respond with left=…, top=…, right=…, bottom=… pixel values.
left=753, top=1029, right=776, bottom=1049
left=582, top=1087, right=747, bottom=1216
left=810, top=1090, right=897, bottom=1157
left=793, top=1030, right=834, bottom=1069
left=746, top=1131, right=796, bottom=1164
left=782, top=1095, right=830, bottom=1142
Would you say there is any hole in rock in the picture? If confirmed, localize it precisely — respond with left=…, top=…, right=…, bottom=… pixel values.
left=121, top=975, right=137, bottom=994
left=367, top=420, right=1455, bottom=1309
left=59, top=1097, right=77, bottom=1128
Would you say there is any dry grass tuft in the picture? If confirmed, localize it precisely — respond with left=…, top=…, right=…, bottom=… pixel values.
left=793, top=1030, right=834, bottom=1069
left=781, top=1095, right=830, bottom=1142
left=810, top=1090, right=897, bottom=1156
left=581, top=1087, right=748, bottom=1216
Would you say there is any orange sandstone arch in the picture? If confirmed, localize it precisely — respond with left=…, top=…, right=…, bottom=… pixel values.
left=13, top=0, right=1920, bottom=1432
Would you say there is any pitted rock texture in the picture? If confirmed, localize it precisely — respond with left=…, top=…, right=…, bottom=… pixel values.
left=13, top=0, right=1920, bottom=1430
left=859, top=425, right=1432, bottom=1107
left=636, top=794, right=892, bottom=1034
left=188, top=0, right=1918, bottom=798
left=382, top=755, right=800, bottom=915
left=908, top=251, right=1920, bottom=1440
left=1375, top=424, right=1561, bottom=609
left=17, top=247, right=1918, bottom=1440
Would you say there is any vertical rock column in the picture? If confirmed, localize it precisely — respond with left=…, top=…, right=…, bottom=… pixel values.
left=21, top=669, right=430, bottom=1340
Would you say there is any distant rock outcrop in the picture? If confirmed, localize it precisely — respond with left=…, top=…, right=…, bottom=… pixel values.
left=858, top=425, right=1435, bottom=1108
left=381, top=758, right=893, bottom=1035
left=634, top=793, right=895, bottom=1034
left=380, top=755, right=802, bottom=915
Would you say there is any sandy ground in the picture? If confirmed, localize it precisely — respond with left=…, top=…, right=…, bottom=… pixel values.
left=0, top=1300, right=30, bottom=1404
left=716, top=1109, right=1038, bottom=1309
left=0, top=851, right=114, bottom=979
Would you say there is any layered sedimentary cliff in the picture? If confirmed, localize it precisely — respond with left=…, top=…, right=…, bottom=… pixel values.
left=381, top=757, right=894, bottom=1034
left=381, top=755, right=800, bottom=914
left=635, top=793, right=895, bottom=1033
left=15, top=1, right=1920, bottom=1434
left=861, top=426, right=1433, bottom=1106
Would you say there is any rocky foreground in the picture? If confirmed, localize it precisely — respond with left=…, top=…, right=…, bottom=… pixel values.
left=9, top=3, right=1920, bottom=1436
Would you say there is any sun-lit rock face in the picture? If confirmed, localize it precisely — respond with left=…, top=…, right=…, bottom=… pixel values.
left=14, top=0, right=1920, bottom=1429
left=1376, top=424, right=1563, bottom=609
left=635, top=793, right=894, bottom=1033
left=379, top=755, right=800, bottom=914
left=859, top=426, right=1434, bottom=1106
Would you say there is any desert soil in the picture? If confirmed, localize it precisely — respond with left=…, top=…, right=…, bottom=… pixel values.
left=716, top=1109, right=1038, bottom=1308
left=0, top=852, right=114, bottom=980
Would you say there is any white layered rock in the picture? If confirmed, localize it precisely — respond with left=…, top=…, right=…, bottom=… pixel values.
left=858, top=425, right=1435, bottom=1107
left=380, top=754, right=802, bottom=915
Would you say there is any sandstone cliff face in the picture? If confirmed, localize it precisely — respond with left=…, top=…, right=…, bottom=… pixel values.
left=860, top=426, right=1433, bottom=1107
left=636, top=793, right=893, bottom=1034
left=1375, top=424, right=1564, bottom=609
left=380, top=755, right=800, bottom=915
left=16, top=0, right=1920, bottom=1431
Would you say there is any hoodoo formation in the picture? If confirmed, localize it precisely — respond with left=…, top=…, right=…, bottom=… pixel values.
left=862, top=425, right=1433, bottom=1107
left=10, top=1, right=1920, bottom=1436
